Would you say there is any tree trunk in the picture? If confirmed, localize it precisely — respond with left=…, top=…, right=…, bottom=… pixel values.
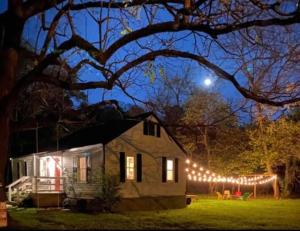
left=255, top=104, right=280, bottom=199
left=203, top=126, right=213, bottom=194
left=0, top=48, right=20, bottom=201
left=0, top=12, right=24, bottom=201
left=284, top=156, right=297, bottom=197
left=266, top=161, right=280, bottom=199
left=0, top=108, right=10, bottom=201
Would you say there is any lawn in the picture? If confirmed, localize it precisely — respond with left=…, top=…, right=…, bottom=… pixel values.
left=5, top=197, right=300, bottom=230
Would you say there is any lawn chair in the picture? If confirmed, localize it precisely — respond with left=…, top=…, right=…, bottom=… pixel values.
left=223, top=190, right=231, bottom=199
left=231, top=191, right=242, bottom=200
left=216, top=192, right=223, bottom=200
left=240, top=192, right=253, bottom=201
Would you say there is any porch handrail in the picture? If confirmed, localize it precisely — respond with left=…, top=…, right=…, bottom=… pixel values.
left=6, top=176, right=30, bottom=189
left=6, top=176, right=31, bottom=202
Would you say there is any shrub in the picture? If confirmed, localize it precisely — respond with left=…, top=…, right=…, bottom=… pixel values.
left=18, top=194, right=34, bottom=208
left=95, top=174, right=120, bottom=212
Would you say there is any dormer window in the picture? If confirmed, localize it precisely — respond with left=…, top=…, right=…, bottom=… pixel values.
left=143, top=120, right=160, bottom=137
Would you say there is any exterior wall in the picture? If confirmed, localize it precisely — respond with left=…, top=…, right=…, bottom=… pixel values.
left=10, top=145, right=103, bottom=198
left=62, top=144, right=103, bottom=198
left=105, top=115, right=187, bottom=198
left=11, top=155, right=34, bottom=181
left=113, top=195, right=186, bottom=211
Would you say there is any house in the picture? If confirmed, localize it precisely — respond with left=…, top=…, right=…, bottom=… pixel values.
left=8, top=112, right=187, bottom=210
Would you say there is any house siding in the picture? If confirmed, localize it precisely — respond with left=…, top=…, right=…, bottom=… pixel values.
left=62, top=144, right=103, bottom=198
left=105, top=115, right=186, bottom=198
left=11, top=156, right=34, bottom=181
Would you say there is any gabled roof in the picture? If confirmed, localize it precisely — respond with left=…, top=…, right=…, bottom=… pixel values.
left=59, top=112, right=152, bottom=149
left=11, top=111, right=187, bottom=156
left=60, top=112, right=186, bottom=154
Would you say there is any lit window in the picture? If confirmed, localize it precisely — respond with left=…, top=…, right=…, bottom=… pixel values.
left=79, top=157, right=87, bottom=182
left=126, top=156, right=135, bottom=180
left=167, top=159, right=174, bottom=181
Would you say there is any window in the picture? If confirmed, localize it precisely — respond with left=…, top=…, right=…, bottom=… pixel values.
left=126, top=156, right=135, bottom=180
left=143, top=120, right=161, bottom=137
left=79, top=157, right=87, bottom=182
left=167, top=159, right=174, bottom=181
left=74, top=155, right=91, bottom=183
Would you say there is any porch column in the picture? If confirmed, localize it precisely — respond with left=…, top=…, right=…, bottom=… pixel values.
left=33, top=154, right=36, bottom=177
left=32, top=154, right=37, bottom=193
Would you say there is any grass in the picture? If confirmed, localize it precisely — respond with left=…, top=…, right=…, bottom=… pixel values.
left=5, top=196, right=300, bottom=230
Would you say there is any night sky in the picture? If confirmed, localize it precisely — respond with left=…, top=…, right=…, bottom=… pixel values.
left=0, top=0, right=244, bottom=112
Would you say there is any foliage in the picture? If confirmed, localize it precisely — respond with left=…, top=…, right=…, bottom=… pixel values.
left=246, top=117, right=300, bottom=196
left=95, top=173, right=121, bottom=212
left=247, top=118, right=300, bottom=166
left=11, top=192, right=34, bottom=208
left=179, top=89, right=240, bottom=171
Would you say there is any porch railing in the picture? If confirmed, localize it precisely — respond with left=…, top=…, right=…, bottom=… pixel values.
left=7, top=176, right=65, bottom=202
left=33, top=177, right=64, bottom=193
left=6, top=176, right=31, bottom=202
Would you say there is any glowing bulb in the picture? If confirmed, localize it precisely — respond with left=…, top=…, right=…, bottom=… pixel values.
left=186, top=159, right=190, bottom=164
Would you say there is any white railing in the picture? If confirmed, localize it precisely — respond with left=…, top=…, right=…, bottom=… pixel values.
left=7, top=176, right=65, bottom=202
left=6, top=176, right=31, bottom=202
left=33, top=177, right=64, bottom=193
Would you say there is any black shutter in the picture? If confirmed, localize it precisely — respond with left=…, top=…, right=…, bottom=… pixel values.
left=73, top=157, right=78, bottom=183
left=137, top=153, right=142, bottom=182
left=175, top=158, right=179, bottom=183
left=162, top=157, right=167, bottom=183
left=120, top=152, right=126, bottom=182
left=143, top=120, right=148, bottom=135
left=24, top=161, right=27, bottom=176
left=156, top=124, right=161, bottom=137
left=17, top=162, right=20, bottom=179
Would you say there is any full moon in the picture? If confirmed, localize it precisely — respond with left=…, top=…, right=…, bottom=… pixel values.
left=204, top=78, right=212, bottom=86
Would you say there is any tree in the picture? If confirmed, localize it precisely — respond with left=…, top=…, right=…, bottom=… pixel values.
left=179, top=89, right=243, bottom=192
left=146, top=65, right=195, bottom=134
left=248, top=117, right=300, bottom=197
left=1, top=0, right=300, bottom=200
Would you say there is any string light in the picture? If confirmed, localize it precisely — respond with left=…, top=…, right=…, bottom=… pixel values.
left=185, top=159, right=277, bottom=186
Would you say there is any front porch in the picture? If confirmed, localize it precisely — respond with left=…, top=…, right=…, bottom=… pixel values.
left=7, top=151, right=65, bottom=206
left=6, top=176, right=65, bottom=207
